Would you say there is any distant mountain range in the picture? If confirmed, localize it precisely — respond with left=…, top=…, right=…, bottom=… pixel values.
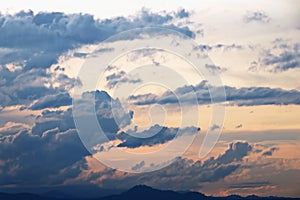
left=0, top=185, right=299, bottom=200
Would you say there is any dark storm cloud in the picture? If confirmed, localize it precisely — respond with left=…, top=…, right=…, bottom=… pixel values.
left=243, top=11, right=270, bottom=23
left=129, top=80, right=300, bottom=106
left=0, top=9, right=194, bottom=70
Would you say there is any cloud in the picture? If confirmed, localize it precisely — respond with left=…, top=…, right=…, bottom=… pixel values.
left=106, top=71, right=142, bottom=89
left=129, top=80, right=300, bottom=106
left=116, top=125, right=199, bottom=148
left=81, top=141, right=253, bottom=190
left=258, top=40, right=300, bottom=73
left=29, top=92, right=72, bottom=110
left=0, top=9, right=194, bottom=111
left=248, top=39, right=300, bottom=73
left=229, top=181, right=271, bottom=189
left=0, top=90, right=134, bottom=186
left=131, top=161, right=145, bottom=171
left=209, top=124, right=220, bottom=131
left=0, top=66, right=77, bottom=109
left=0, top=128, right=89, bottom=185
left=0, top=10, right=194, bottom=70
left=0, top=122, right=30, bottom=136
left=216, top=142, right=252, bottom=164
left=32, top=90, right=133, bottom=136
left=243, top=11, right=270, bottom=23
left=235, top=124, right=243, bottom=129
left=196, top=43, right=243, bottom=52
left=205, top=64, right=227, bottom=75
left=262, top=147, right=279, bottom=156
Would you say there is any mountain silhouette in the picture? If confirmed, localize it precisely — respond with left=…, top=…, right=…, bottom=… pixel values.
left=100, top=185, right=206, bottom=200
left=0, top=185, right=299, bottom=200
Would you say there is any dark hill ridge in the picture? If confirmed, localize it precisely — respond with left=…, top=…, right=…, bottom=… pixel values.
left=100, top=185, right=207, bottom=200
left=0, top=185, right=299, bottom=200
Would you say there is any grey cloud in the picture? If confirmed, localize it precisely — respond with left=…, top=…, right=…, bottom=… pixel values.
left=32, top=90, right=133, bottom=136
left=249, top=40, right=300, bottom=73
left=209, top=124, right=220, bottom=131
left=128, top=93, right=158, bottom=105
left=243, top=11, right=270, bottom=23
left=0, top=67, right=76, bottom=108
left=131, top=161, right=145, bottom=171
left=29, top=92, right=72, bottom=110
left=216, top=142, right=252, bottom=164
left=235, top=124, right=243, bottom=129
left=129, top=80, right=300, bottom=106
left=205, top=64, right=227, bottom=75
left=0, top=90, right=133, bottom=186
left=84, top=142, right=252, bottom=190
left=106, top=71, right=142, bottom=89
left=229, top=181, right=271, bottom=189
left=196, top=43, right=243, bottom=52
left=116, top=125, right=199, bottom=148
left=175, top=8, right=190, bottom=19
left=0, top=10, right=194, bottom=70
left=262, top=147, right=279, bottom=156
left=0, top=129, right=89, bottom=185
left=260, top=41, right=300, bottom=73
left=0, top=9, right=194, bottom=110
left=0, top=122, right=29, bottom=136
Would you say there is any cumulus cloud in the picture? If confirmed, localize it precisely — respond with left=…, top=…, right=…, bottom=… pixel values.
left=0, top=66, right=77, bottom=109
left=0, top=9, right=194, bottom=111
left=32, top=90, right=133, bottom=136
left=129, top=80, right=300, bottom=106
left=0, top=90, right=134, bottom=186
left=0, top=128, right=89, bottom=185
left=0, top=10, right=194, bottom=70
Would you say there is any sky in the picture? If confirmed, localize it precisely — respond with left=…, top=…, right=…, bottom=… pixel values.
left=0, top=0, right=300, bottom=198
